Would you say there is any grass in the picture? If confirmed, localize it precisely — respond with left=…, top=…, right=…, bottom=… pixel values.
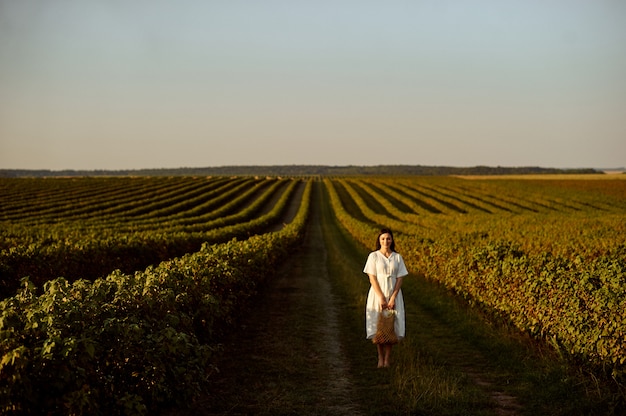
left=320, top=192, right=493, bottom=415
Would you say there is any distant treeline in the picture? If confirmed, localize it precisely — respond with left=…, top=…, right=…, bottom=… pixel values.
left=0, top=165, right=603, bottom=178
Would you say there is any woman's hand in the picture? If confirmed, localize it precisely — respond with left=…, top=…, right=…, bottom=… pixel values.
left=387, top=296, right=396, bottom=310
left=380, top=297, right=388, bottom=310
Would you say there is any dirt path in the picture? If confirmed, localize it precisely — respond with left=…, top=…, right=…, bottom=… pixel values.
left=172, top=183, right=362, bottom=415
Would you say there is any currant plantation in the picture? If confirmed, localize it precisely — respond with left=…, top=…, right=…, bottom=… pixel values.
left=1, top=174, right=624, bottom=414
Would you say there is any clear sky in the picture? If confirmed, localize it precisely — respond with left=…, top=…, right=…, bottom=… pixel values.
left=1, top=0, right=625, bottom=170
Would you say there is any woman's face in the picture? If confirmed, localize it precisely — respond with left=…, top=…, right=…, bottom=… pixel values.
left=379, top=233, right=393, bottom=249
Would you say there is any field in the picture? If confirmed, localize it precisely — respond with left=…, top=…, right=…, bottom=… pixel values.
left=1, top=175, right=625, bottom=414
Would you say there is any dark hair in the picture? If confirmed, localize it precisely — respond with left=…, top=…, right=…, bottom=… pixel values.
left=375, top=228, right=396, bottom=252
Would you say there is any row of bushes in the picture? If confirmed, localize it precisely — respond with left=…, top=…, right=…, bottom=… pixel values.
left=411, top=237, right=626, bottom=380
left=0, top=180, right=299, bottom=299
left=0, top=181, right=311, bottom=415
left=325, top=178, right=626, bottom=388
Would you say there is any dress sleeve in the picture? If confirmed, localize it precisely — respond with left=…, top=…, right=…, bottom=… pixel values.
left=363, top=252, right=377, bottom=276
left=396, top=253, right=409, bottom=278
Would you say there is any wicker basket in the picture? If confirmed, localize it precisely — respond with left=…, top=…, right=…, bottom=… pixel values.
left=372, top=309, right=398, bottom=344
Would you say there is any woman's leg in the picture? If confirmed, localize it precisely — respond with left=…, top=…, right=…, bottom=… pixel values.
left=376, top=344, right=385, bottom=368
left=383, top=344, right=392, bottom=367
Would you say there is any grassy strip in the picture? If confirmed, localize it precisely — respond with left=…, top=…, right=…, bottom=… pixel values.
left=320, top=185, right=489, bottom=415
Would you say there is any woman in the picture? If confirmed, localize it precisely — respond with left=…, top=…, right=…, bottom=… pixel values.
left=363, top=228, right=409, bottom=368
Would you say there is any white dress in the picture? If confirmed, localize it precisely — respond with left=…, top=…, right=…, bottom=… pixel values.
left=363, top=250, right=409, bottom=340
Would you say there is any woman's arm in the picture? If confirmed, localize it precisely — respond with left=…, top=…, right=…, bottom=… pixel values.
left=368, top=274, right=388, bottom=310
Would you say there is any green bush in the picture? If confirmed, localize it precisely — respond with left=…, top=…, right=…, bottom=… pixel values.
left=0, top=181, right=311, bottom=415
